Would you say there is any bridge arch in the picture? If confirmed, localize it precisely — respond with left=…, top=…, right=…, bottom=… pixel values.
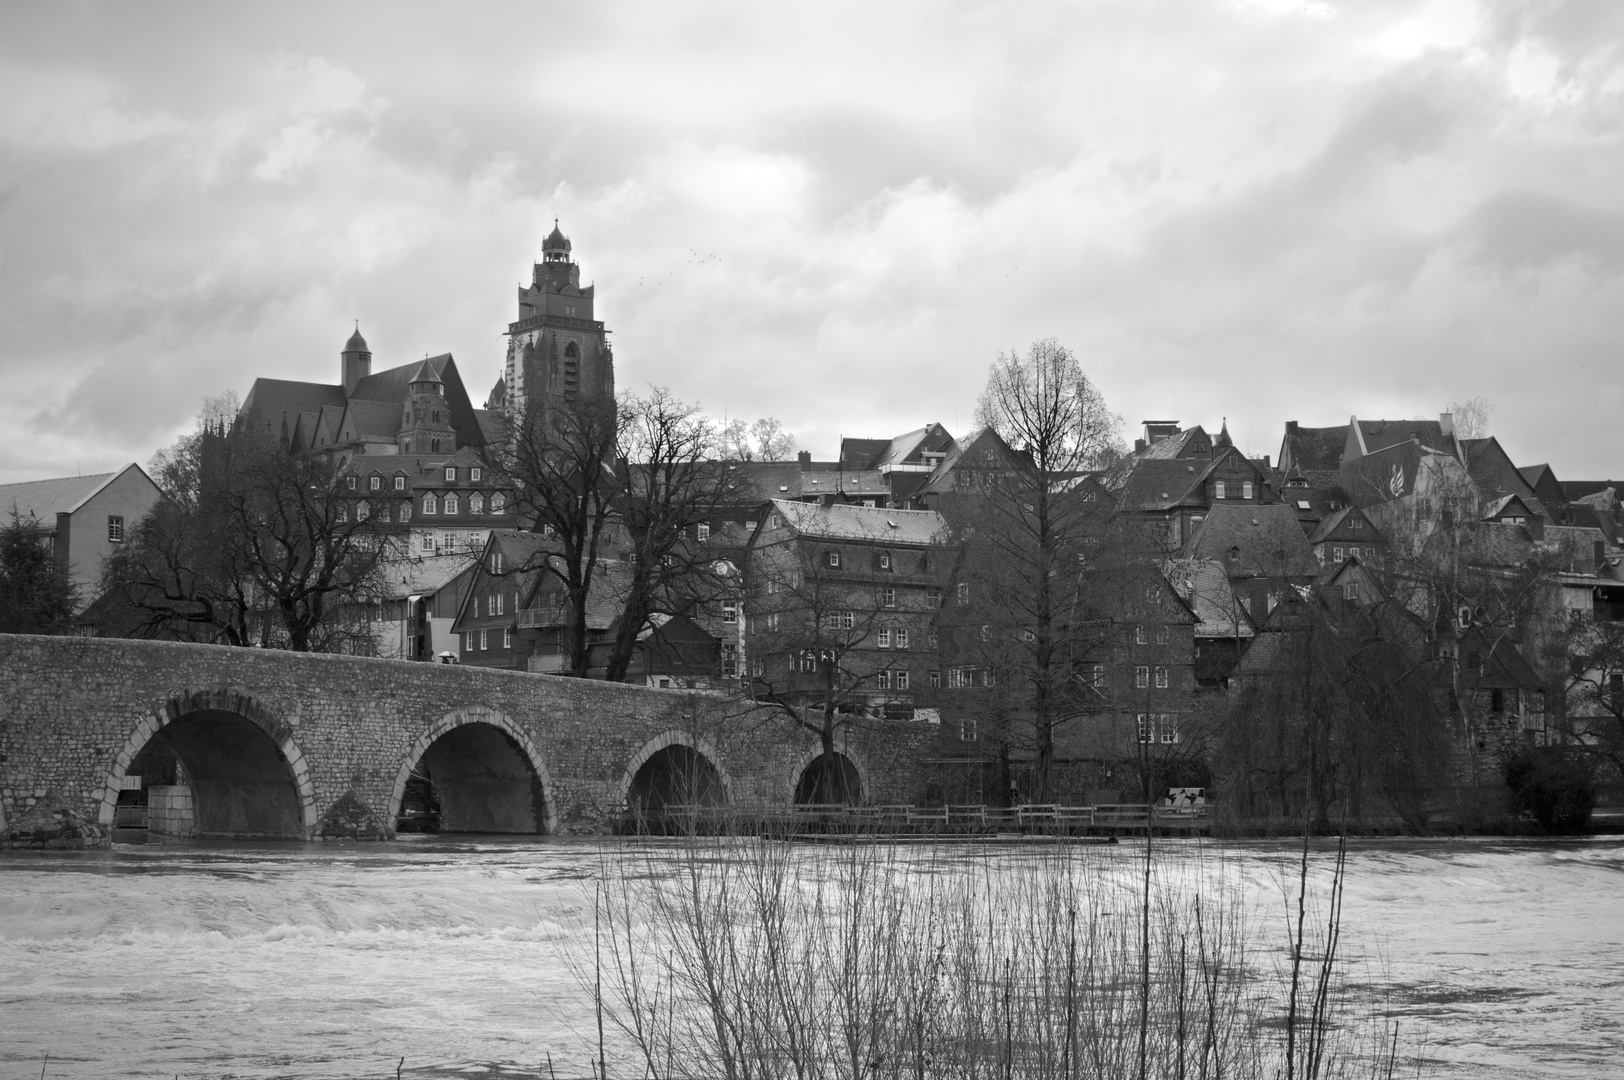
left=389, top=707, right=558, bottom=835
left=791, top=747, right=868, bottom=806
left=98, top=691, right=317, bottom=839
left=619, top=730, right=733, bottom=815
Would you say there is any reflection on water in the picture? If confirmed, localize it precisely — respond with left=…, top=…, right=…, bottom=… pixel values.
left=0, top=836, right=1620, bottom=1079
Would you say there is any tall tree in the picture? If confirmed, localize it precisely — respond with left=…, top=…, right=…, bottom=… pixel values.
left=942, top=338, right=1128, bottom=801
left=601, top=387, right=743, bottom=682
left=0, top=508, right=77, bottom=634
left=499, top=395, right=624, bottom=676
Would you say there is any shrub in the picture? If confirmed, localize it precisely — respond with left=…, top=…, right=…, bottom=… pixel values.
left=1503, top=747, right=1596, bottom=832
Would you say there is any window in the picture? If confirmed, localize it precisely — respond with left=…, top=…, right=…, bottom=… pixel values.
left=356, top=501, right=370, bottom=521
left=1088, top=664, right=1105, bottom=689
left=722, top=600, right=738, bottom=624
left=927, top=629, right=938, bottom=650
left=491, top=493, right=506, bottom=514
left=107, top=515, right=124, bottom=542
left=492, top=592, right=504, bottom=616
left=957, top=582, right=970, bottom=606
left=1349, top=516, right=1363, bottom=531
left=961, top=716, right=978, bottom=741
left=929, top=670, right=941, bottom=689
left=346, top=476, right=358, bottom=491
left=876, top=670, right=891, bottom=690
left=1155, top=625, right=1169, bottom=645
left=822, top=611, right=855, bottom=630
left=337, top=505, right=349, bottom=523
left=1161, top=715, right=1180, bottom=744
left=697, top=523, right=711, bottom=542
left=369, top=475, right=381, bottom=491
left=419, top=533, right=434, bottom=553
left=1023, top=629, right=1036, bottom=643
left=1532, top=691, right=1546, bottom=713
left=1343, top=582, right=1360, bottom=601
left=882, top=586, right=897, bottom=608
left=1242, top=481, right=1253, bottom=499
left=503, top=628, right=513, bottom=649
left=441, top=530, right=455, bottom=551
left=1365, top=547, right=1376, bottom=559
left=1215, top=481, right=1226, bottom=500
left=1154, top=665, right=1169, bottom=689
left=462, top=633, right=471, bottom=655
left=877, top=629, right=892, bottom=649
left=1135, top=625, right=1147, bottom=645
left=1333, top=546, right=1343, bottom=562
left=445, top=467, right=457, bottom=482
left=895, top=670, right=909, bottom=691
left=1135, top=665, right=1149, bottom=689
left=927, top=586, right=943, bottom=607
left=394, top=475, right=406, bottom=492
left=1138, top=714, right=1154, bottom=743
left=430, top=439, right=442, bottom=453
left=400, top=503, right=411, bottom=523
left=1490, top=689, right=1505, bottom=713
left=423, top=494, right=438, bottom=515
left=470, top=493, right=484, bottom=515
left=877, top=550, right=892, bottom=571
left=444, top=494, right=459, bottom=515
left=826, top=549, right=841, bottom=568
left=471, top=467, right=482, bottom=482
left=480, top=629, right=489, bottom=650
left=751, top=656, right=765, bottom=677
left=378, top=503, right=391, bottom=523
left=895, top=628, right=909, bottom=650
left=722, top=643, right=738, bottom=677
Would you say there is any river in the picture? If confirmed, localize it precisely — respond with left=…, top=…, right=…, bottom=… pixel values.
left=1, top=836, right=1619, bottom=1079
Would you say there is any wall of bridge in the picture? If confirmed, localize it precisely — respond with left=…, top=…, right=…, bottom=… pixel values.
left=0, top=635, right=935, bottom=845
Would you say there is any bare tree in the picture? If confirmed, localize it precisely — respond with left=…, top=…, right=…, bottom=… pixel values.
left=499, top=395, right=624, bottom=676
left=1445, top=396, right=1495, bottom=440
left=601, top=387, right=743, bottom=682
left=719, top=416, right=797, bottom=462
left=941, top=338, right=1129, bottom=801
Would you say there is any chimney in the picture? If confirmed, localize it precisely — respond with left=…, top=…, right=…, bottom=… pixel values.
left=1135, top=438, right=1147, bottom=453
left=1439, top=412, right=1455, bottom=437
left=1286, top=421, right=1299, bottom=433
left=797, top=451, right=812, bottom=472
left=1527, top=516, right=1545, bottom=542
left=1597, top=540, right=1608, bottom=571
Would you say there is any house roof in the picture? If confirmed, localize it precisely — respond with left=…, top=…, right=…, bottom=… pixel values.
left=351, top=354, right=484, bottom=447
left=1120, top=458, right=1207, bottom=510
left=1279, top=423, right=1348, bottom=483
left=766, top=499, right=948, bottom=546
left=1162, top=558, right=1255, bottom=639
left=1183, top=503, right=1320, bottom=578
left=1136, top=426, right=1210, bottom=460
left=474, top=408, right=506, bottom=447
left=0, top=470, right=118, bottom=523
left=378, top=553, right=477, bottom=600
left=1353, top=417, right=1453, bottom=457
left=840, top=437, right=892, bottom=469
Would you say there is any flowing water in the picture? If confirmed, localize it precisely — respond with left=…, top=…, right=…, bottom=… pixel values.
left=1, top=836, right=1620, bottom=1079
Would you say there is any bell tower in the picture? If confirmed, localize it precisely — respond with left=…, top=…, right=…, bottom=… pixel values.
left=502, top=221, right=614, bottom=426
left=399, top=359, right=456, bottom=455
left=341, top=324, right=371, bottom=395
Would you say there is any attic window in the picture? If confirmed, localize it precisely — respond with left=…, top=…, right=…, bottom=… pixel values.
left=826, top=549, right=841, bottom=568
left=1296, top=500, right=1312, bottom=511
left=395, top=475, right=406, bottom=491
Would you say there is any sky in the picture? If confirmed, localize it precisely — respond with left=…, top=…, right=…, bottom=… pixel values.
left=3, top=0, right=1624, bottom=485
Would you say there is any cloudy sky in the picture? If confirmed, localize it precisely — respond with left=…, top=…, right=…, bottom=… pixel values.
left=3, top=0, right=1623, bottom=485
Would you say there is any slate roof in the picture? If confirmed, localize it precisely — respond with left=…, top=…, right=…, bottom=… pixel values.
left=1278, top=423, right=1347, bottom=484
left=474, top=408, right=506, bottom=447
left=1136, top=426, right=1210, bottom=460
left=768, top=499, right=948, bottom=546
left=351, top=354, right=484, bottom=448
left=840, top=438, right=891, bottom=469
left=1121, top=458, right=1206, bottom=510
left=343, top=400, right=402, bottom=439
left=0, top=470, right=119, bottom=522
left=1182, top=503, right=1320, bottom=578
left=1353, top=417, right=1453, bottom=456
left=238, top=378, right=347, bottom=436
left=379, top=553, right=477, bottom=600
left=1162, top=558, right=1255, bottom=639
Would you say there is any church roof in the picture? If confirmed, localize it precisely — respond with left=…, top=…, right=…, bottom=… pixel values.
left=345, top=326, right=369, bottom=353
left=407, top=358, right=442, bottom=385
left=543, top=222, right=571, bottom=252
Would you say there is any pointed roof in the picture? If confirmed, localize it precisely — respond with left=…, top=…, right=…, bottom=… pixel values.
left=543, top=220, right=571, bottom=253
left=1215, top=418, right=1232, bottom=448
left=344, top=324, right=369, bottom=353
left=1183, top=503, right=1320, bottom=578
left=408, top=358, right=442, bottom=385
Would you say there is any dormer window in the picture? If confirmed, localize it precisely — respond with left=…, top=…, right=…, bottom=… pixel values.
left=445, top=466, right=457, bottom=482
left=423, top=494, right=438, bottom=515
left=826, top=549, right=841, bottom=568
left=470, top=493, right=485, bottom=515
left=346, top=476, right=357, bottom=491
left=877, top=550, right=892, bottom=571
left=491, top=493, right=506, bottom=513
left=394, top=475, right=406, bottom=491
left=369, top=475, right=381, bottom=491
left=444, top=494, right=459, bottom=515
left=471, top=467, right=482, bottom=482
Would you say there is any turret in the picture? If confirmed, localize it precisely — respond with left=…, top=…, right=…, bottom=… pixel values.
left=341, top=324, right=371, bottom=396
left=400, top=358, right=454, bottom=455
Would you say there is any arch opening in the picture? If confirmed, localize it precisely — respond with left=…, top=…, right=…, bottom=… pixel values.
left=624, top=744, right=727, bottom=832
left=794, top=751, right=863, bottom=806
left=120, top=710, right=306, bottom=840
left=405, top=721, right=548, bottom=834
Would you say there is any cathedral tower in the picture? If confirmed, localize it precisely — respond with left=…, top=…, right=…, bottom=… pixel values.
left=341, top=325, right=371, bottom=395
left=501, top=222, right=614, bottom=426
left=399, top=359, right=456, bottom=455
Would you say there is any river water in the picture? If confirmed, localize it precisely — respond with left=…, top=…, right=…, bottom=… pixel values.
left=1, top=836, right=1619, bottom=1080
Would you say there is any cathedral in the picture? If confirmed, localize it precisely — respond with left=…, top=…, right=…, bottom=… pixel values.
left=487, top=221, right=614, bottom=423
left=230, top=222, right=613, bottom=555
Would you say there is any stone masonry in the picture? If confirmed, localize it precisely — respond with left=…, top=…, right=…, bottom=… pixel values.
left=0, top=635, right=935, bottom=846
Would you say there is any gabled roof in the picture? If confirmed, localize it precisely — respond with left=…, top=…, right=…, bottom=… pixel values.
left=350, top=354, right=485, bottom=447
left=378, top=553, right=477, bottom=600
left=1348, top=416, right=1455, bottom=458
left=1136, top=425, right=1211, bottom=461
left=1279, top=422, right=1348, bottom=482
left=1162, top=558, right=1255, bottom=639
left=1305, top=505, right=1382, bottom=545
left=1183, top=503, right=1320, bottom=578
left=0, top=468, right=128, bottom=522
left=840, top=437, right=892, bottom=469
left=239, top=378, right=348, bottom=437
left=1120, top=458, right=1207, bottom=510
left=918, top=427, right=1029, bottom=498
left=474, top=408, right=506, bottom=447
left=1482, top=493, right=1536, bottom=521
left=342, top=399, right=402, bottom=440
left=1519, top=464, right=1567, bottom=506
left=764, top=499, right=948, bottom=547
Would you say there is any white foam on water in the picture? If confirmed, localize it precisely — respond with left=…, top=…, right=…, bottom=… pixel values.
left=1, top=837, right=1620, bottom=1078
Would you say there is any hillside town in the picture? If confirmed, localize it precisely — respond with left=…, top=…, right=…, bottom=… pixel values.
left=4, top=225, right=1621, bottom=827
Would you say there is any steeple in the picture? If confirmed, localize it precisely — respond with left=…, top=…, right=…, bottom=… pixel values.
left=341, top=322, right=372, bottom=396
left=1216, top=418, right=1233, bottom=449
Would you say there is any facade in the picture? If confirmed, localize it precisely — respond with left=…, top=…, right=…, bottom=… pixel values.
left=745, top=499, right=948, bottom=720
left=0, top=464, right=162, bottom=612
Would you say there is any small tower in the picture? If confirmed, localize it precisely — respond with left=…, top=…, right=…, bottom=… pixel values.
left=1216, top=418, right=1233, bottom=450
left=341, top=324, right=372, bottom=396
left=399, top=358, right=456, bottom=455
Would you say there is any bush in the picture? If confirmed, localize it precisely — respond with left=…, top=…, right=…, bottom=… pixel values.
left=1503, top=747, right=1596, bottom=831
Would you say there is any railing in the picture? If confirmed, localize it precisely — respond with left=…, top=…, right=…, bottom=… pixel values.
left=516, top=609, right=564, bottom=629
left=616, top=801, right=1209, bottom=836
left=506, top=313, right=604, bottom=335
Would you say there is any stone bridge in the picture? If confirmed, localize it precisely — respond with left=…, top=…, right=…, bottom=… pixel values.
left=0, top=636, right=934, bottom=846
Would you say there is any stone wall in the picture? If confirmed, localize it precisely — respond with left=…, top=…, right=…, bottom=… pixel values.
left=0, top=635, right=939, bottom=844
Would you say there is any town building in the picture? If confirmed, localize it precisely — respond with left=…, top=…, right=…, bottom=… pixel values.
left=0, top=464, right=162, bottom=612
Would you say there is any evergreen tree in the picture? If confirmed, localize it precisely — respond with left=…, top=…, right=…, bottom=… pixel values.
left=0, top=507, right=77, bottom=634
